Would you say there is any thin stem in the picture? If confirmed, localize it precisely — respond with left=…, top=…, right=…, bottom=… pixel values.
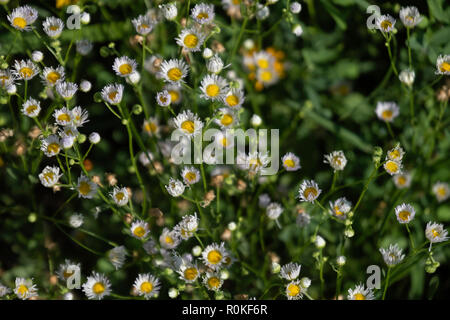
left=382, top=267, right=391, bottom=300
left=406, top=28, right=412, bottom=68
left=386, top=121, right=395, bottom=139
left=386, top=37, right=398, bottom=77
left=406, top=224, right=415, bottom=250
left=352, top=164, right=381, bottom=215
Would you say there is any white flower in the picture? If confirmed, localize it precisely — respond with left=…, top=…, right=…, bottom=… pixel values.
left=80, top=12, right=90, bottom=24
left=113, top=56, right=137, bottom=77
left=126, top=71, right=140, bottom=85
left=329, top=197, right=352, bottom=220
left=207, top=55, right=225, bottom=74
left=165, top=178, right=185, bottom=197
left=108, top=246, right=127, bottom=270
left=399, top=69, right=415, bottom=86
left=76, top=175, right=98, bottom=199
left=143, top=239, right=158, bottom=255
left=156, top=90, right=172, bottom=106
left=41, top=66, right=65, bottom=87
left=399, top=6, right=422, bottom=28
left=164, top=84, right=183, bottom=104
left=376, top=101, right=399, bottom=122
left=21, top=98, right=41, bottom=118
left=56, top=81, right=78, bottom=100
left=347, top=283, right=375, bottom=300
left=191, top=3, right=215, bottom=25
left=31, top=50, right=43, bottom=63
left=173, top=110, right=204, bottom=139
left=56, top=259, right=81, bottom=282
left=296, top=212, right=311, bottom=227
left=76, top=39, right=93, bottom=55
left=380, top=243, right=405, bottom=266
left=159, top=3, right=178, bottom=21
left=132, top=14, right=154, bottom=35
left=200, top=74, right=228, bottom=101
left=39, top=166, right=62, bottom=188
left=223, top=88, right=245, bottom=109
left=0, top=283, right=11, bottom=297
left=174, top=213, right=199, bottom=240
left=285, top=280, right=303, bottom=300
left=43, top=16, right=64, bottom=38
left=376, top=14, right=396, bottom=33
left=139, top=150, right=154, bottom=166
left=203, top=271, right=223, bottom=291
left=89, top=132, right=101, bottom=144
left=133, top=274, right=161, bottom=299
left=298, top=180, right=321, bottom=203
left=215, top=108, right=237, bottom=129
left=324, top=150, right=347, bottom=171
left=266, top=202, right=283, bottom=220
left=436, top=54, right=450, bottom=75
left=53, top=107, right=73, bottom=126
left=250, top=114, right=262, bottom=126
left=315, top=235, right=326, bottom=249
left=280, top=262, right=301, bottom=280
left=393, top=171, right=412, bottom=189
left=336, top=256, right=346, bottom=266
left=13, top=59, right=39, bottom=80
left=425, top=222, right=448, bottom=243
left=256, top=4, right=270, bottom=20
left=0, top=69, right=15, bottom=90
left=177, top=260, right=200, bottom=283
left=40, top=135, right=61, bottom=157
left=176, top=28, right=206, bottom=52
left=69, top=213, right=84, bottom=228
left=241, top=151, right=270, bottom=174
left=181, top=166, right=201, bottom=185
left=290, top=2, right=302, bottom=14
left=387, top=145, right=405, bottom=162
left=203, top=47, right=214, bottom=59
left=8, top=5, right=38, bottom=31
left=14, top=278, right=38, bottom=300
left=82, top=272, right=111, bottom=300
left=282, top=152, right=301, bottom=171
left=432, top=181, right=450, bottom=202
left=202, top=242, right=229, bottom=270
left=80, top=80, right=92, bottom=92
left=70, top=106, right=89, bottom=127
left=159, top=59, right=189, bottom=85
left=292, top=24, right=303, bottom=37
left=131, top=220, right=150, bottom=239
left=110, top=187, right=129, bottom=206
left=159, top=228, right=181, bottom=249
left=394, top=203, right=415, bottom=224
left=101, top=83, right=124, bottom=105
left=384, top=160, right=402, bottom=175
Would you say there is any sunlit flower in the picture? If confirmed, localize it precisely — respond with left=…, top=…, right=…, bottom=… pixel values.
left=133, top=274, right=161, bottom=299
left=282, top=152, right=301, bottom=171
left=131, top=220, right=150, bottom=240
left=40, top=134, right=61, bottom=157
left=41, top=66, right=65, bottom=87
left=177, top=260, right=201, bottom=283
left=43, top=16, right=64, bottom=38
left=191, top=3, right=215, bottom=25
left=173, top=110, right=204, bottom=139
left=113, top=56, right=137, bottom=77
left=8, top=5, right=38, bottom=31
left=266, top=202, right=283, bottom=220
left=384, top=159, right=402, bottom=175
left=432, top=181, right=450, bottom=202
left=56, top=259, right=81, bottom=282
left=200, top=74, right=228, bottom=101
left=329, top=197, right=352, bottom=220
left=176, top=28, right=206, bottom=52
left=54, top=107, right=73, bottom=126
left=181, top=166, right=201, bottom=185
left=39, top=166, right=62, bottom=188
left=82, top=272, right=111, bottom=300
left=347, top=283, right=374, bottom=300
left=380, top=243, right=405, bottom=266
left=21, top=97, right=41, bottom=118
left=215, top=108, right=237, bottom=129
left=164, top=84, right=183, bottom=104
left=387, top=145, right=405, bottom=162
left=394, top=203, right=415, bottom=224
left=375, top=101, right=399, bottom=122
left=436, top=55, right=450, bottom=75
left=159, top=228, right=181, bottom=249
left=203, top=271, right=223, bottom=291
left=324, top=150, right=347, bottom=171
left=56, top=81, right=78, bottom=100
left=14, top=278, right=38, bottom=300
left=110, top=186, right=129, bottom=206
left=399, top=69, right=415, bottom=86
left=376, top=14, right=396, bottom=33
left=0, top=69, right=15, bottom=90
left=101, top=83, right=124, bottom=105
left=174, top=213, right=199, bottom=240
left=223, top=88, right=245, bottom=109
left=108, top=246, right=127, bottom=270
left=76, top=175, right=98, bottom=199
left=393, top=171, right=412, bottom=189
left=280, top=262, right=301, bottom=280
left=285, top=280, right=303, bottom=300
left=156, top=90, right=171, bottom=106
left=13, top=59, right=39, bottom=80
left=298, top=180, right=321, bottom=203
left=159, top=59, right=189, bottom=85
left=132, top=14, right=154, bottom=35
left=165, top=178, right=185, bottom=197
left=425, top=221, right=448, bottom=243
left=143, top=117, right=160, bottom=136
left=399, top=6, right=422, bottom=28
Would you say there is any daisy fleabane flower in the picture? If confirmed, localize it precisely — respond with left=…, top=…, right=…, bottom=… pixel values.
left=191, top=3, right=215, bottom=25
left=156, top=90, right=171, bottom=107
left=376, top=14, right=396, bottom=33
left=131, top=14, right=154, bottom=35
left=159, top=228, right=181, bottom=249
left=202, top=242, right=229, bottom=270
left=159, top=58, right=189, bottom=85
left=39, top=166, right=62, bottom=188
left=181, top=166, right=201, bottom=185
left=399, top=6, right=422, bottom=28
left=82, top=272, right=111, bottom=300
left=101, top=83, right=124, bottom=105
left=280, top=262, right=301, bottom=281
left=380, top=244, right=405, bottom=266
left=165, top=178, right=186, bottom=197
left=71, top=106, right=89, bottom=127
left=173, top=110, right=204, bottom=139
left=324, top=150, right=347, bottom=171
left=113, top=56, right=137, bottom=77
left=223, top=88, right=245, bottom=109
left=347, top=283, right=375, bottom=300
left=394, top=203, right=415, bottom=224
left=159, top=3, right=178, bottom=21
left=69, top=213, right=84, bottom=228
left=54, top=107, right=73, bottom=126
left=41, top=66, right=65, bottom=87
left=432, top=181, right=450, bottom=202
left=108, top=246, right=127, bottom=270
left=376, top=101, right=399, bottom=122
left=425, top=222, right=448, bottom=243
left=8, top=5, right=38, bottom=31
left=14, top=278, right=38, bottom=300
left=76, top=175, right=98, bottom=199
left=110, top=186, right=129, bottom=206
left=40, top=135, right=61, bottom=157
left=298, top=180, right=321, bottom=203
left=56, top=81, right=78, bottom=100
left=215, top=108, right=237, bottom=129
left=177, top=261, right=201, bottom=283
left=387, top=145, right=405, bottom=162
left=0, top=69, right=15, bottom=90
left=285, top=280, right=304, bottom=300
left=203, top=272, right=223, bottom=291
left=176, top=28, right=206, bottom=52
left=174, top=213, right=200, bottom=240
left=56, top=259, right=81, bottom=282
left=384, top=159, right=402, bottom=175
left=329, top=197, right=352, bottom=220
left=21, top=98, right=41, bottom=118
left=436, top=55, right=450, bottom=76
left=143, top=117, right=160, bottom=136
left=266, top=202, right=283, bottom=220
left=42, top=16, right=64, bottom=38
left=0, top=283, right=12, bottom=297
left=393, top=171, right=412, bottom=189
left=130, top=220, right=150, bottom=240
left=13, top=59, right=39, bottom=80
left=282, top=152, right=301, bottom=171
left=133, top=274, right=161, bottom=299
left=245, top=151, right=271, bottom=174
left=200, top=74, right=228, bottom=101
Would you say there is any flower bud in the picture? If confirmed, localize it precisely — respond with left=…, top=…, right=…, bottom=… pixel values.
left=89, top=132, right=101, bottom=144
left=31, top=50, right=43, bottom=63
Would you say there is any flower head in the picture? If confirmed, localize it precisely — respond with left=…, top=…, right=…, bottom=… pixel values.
left=380, top=243, right=405, bottom=266
left=394, top=203, right=415, bottom=224
left=425, top=222, right=448, bottom=243
left=376, top=101, right=399, bottom=122
left=298, top=180, right=321, bottom=203
left=282, top=152, right=301, bottom=171
left=376, top=14, right=396, bottom=33
left=14, top=278, right=38, bottom=300
left=113, top=56, right=137, bottom=77
left=399, top=6, right=422, bottom=28
left=324, top=150, right=347, bottom=171
left=432, top=182, right=449, bottom=202
left=133, top=274, right=161, bottom=299
left=347, top=283, right=374, bottom=300
left=8, top=6, right=38, bottom=31
left=82, top=272, right=111, bottom=300
left=436, top=55, right=450, bottom=75
left=280, top=262, right=301, bottom=280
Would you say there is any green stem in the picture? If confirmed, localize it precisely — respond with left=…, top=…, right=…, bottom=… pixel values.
left=382, top=267, right=391, bottom=300
left=406, top=224, right=415, bottom=250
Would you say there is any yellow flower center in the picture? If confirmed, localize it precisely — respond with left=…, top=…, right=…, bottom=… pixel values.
left=257, top=59, right=269, bottom=69
left=304, top=187, right=318, bottom=199
left=133, top=226, right=146, bottom=238
left=260, top=71, right=272, bottom=82
left=144, top=122, right=157, bottom=133
left=165, top=236, right=174, bottom=244
left=397, top=176, right=406, bottom=185
left=140, top=281, right=153, bottom=293
left=115, top=192, right=125, bottom=201
left=380, top=20, right=392, bottom=31
left=440, top=62, right=450, bottom=73
left=20, top=67, right=33, bottom=78
left=287, top=283, right=300, bottom=297
left=26, top=105, right=38, bottom=114
left=431, top=229, right=440, bottom=238
left=43, top=172, right=54, bottom=183
left=13, top=17, right=27, bottom=29
left=168, top=68, right=182, bottom=81
left=385, top=161, right=399, bottom=173
left=58, top=113, right=71, bottom=122
left=382, top=110, right=393, bottom=120
left=207, top=277, right=220, bottom=288
left=47, top=71, right=61, bottom=84
left=354, top=293, right=366, bottom=300
left=47, top=142, right=60, bottom=155
left=181, top=120, right=195, bottom=134
left=220, top=114, right=233, bottom=126
left=398, top=210, right=410, bottom=221
left=334, top=206, right=344, bottom=216
left=17, top=284, right=29, bottom=296
left=49, top=25, right=59, bottom=31
left=197, top=12, right=209, bottom=20
left=119, top=63, right=132, bottom=75
left=185, top=172, right=197, bottom=182
left=249, top=158, right=262, bottom=169
left=221, top=137, right=229, bottom=147
left=389, top=149, right=400, bottom=159
left=206, top=84, right=220, bottom=97
left=169, top=90, right=179, bottom=102
left=284, top=159, right=295, bottom=168
left=78, top=181, right=91, bottom=195
left=108, top=91, right=118, bottom=101
left=232, top=0, right=241, bottom=4
left=183, top=34, right=199, bottom=48
left=92, top=282, right=105, bottom=295
left=437, top=187, right=447, bottom=197
left=207, top=249, right=223, bottom=264
left=225, top=94, right=239, bottom=107
left=63, top=270, right=74, bottom=279
left=184, top=267, right=198, bottom=281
